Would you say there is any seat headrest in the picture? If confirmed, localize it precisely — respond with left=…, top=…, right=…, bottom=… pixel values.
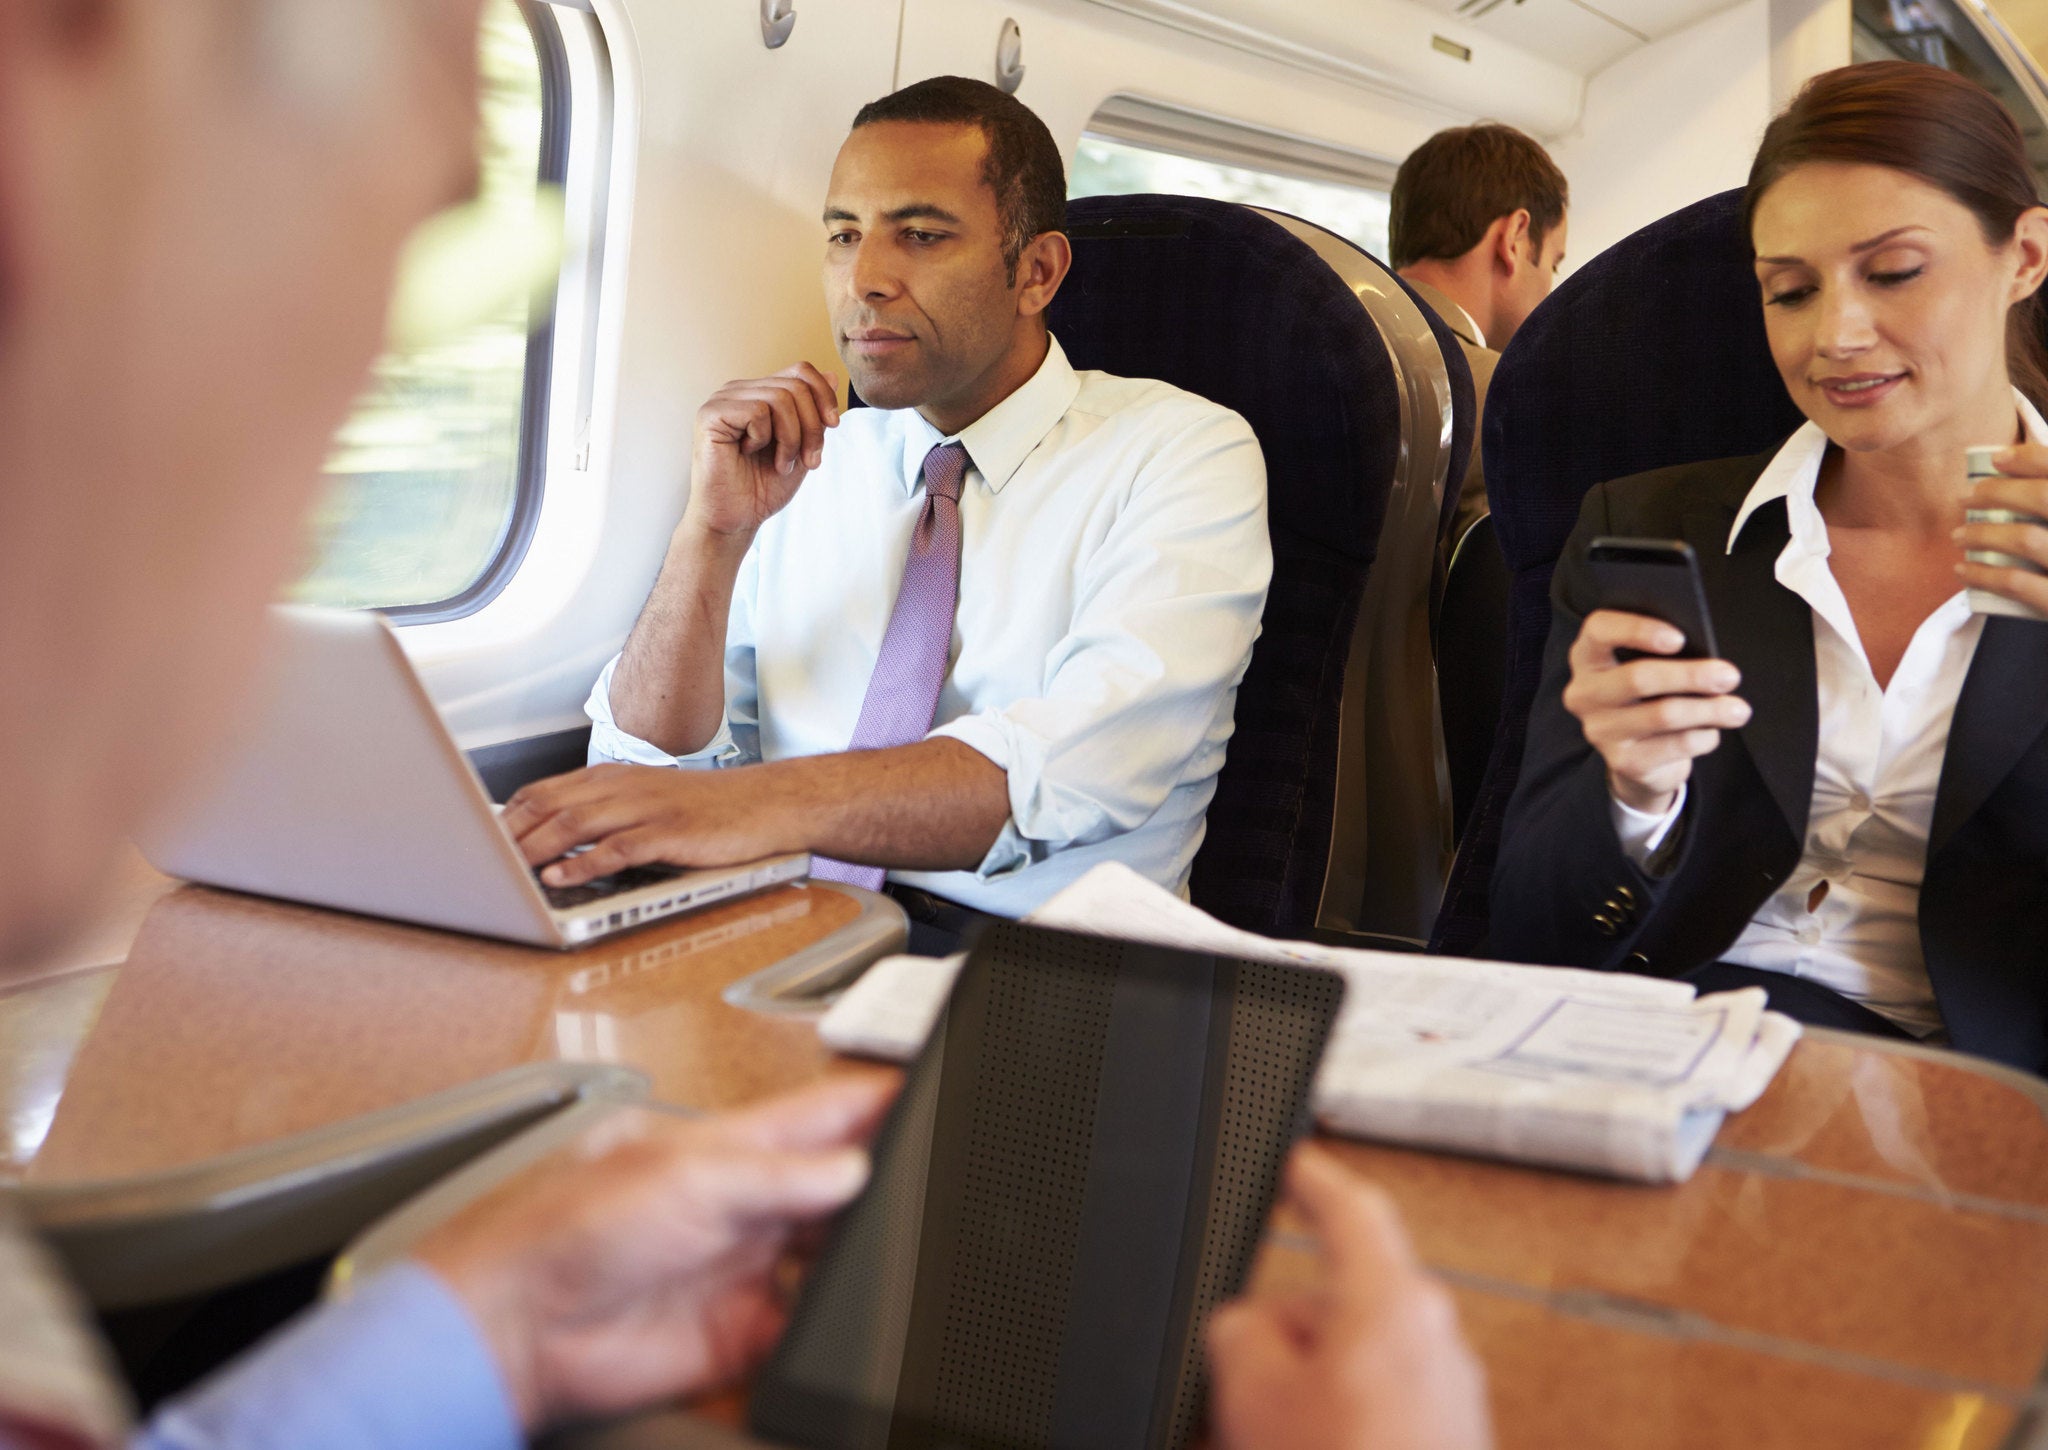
left=1431, top=188, right=1806, bottom=956
left=1049, top=194, right=1401, bottom=562
left=1485, top=187, right=1806, bottom=574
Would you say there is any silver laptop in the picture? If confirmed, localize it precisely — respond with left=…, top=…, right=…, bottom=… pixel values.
left=141, top=605, right=809, bottom=948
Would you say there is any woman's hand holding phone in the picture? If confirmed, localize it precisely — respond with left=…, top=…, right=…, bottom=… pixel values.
left=1564, top=611, right=1751, bottom=817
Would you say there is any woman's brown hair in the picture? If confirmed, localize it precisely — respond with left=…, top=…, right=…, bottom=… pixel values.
left=1744, top=61, right=2048, bottom=411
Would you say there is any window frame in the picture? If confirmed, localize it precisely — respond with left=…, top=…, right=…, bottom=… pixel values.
left=382, top=0, right=574, bottom=626
left=1072, top=97, right=1399, bottom=263
left=1082, top=96, right=1399, bottom=195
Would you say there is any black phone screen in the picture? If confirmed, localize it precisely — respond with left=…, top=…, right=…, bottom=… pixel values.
left=1585, top=536, right=1721, bottom=661
left=748, top=922, right=1345, bottom=1450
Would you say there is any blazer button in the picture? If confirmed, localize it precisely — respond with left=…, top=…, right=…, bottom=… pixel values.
left=1627, top=952, right=1651, bottom=969
left=1592, top=913, right=1620, bottom=937
left=1615, top=885, right=1637, bottom=907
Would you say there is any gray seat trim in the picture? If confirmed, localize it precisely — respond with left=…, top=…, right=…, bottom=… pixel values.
left=720, top=882, right=911, bottom=1015
left=21, top=1060, right=646, bottom=1308
left=1251, top=210, right=1455, bottom=942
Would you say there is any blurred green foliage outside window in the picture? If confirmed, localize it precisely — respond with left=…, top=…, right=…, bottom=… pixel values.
left=293, top=0, right=548, bottom=612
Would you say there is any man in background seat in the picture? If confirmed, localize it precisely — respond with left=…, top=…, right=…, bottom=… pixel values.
left=1392, top=124, right=1570, bottom=543
left=503, top=78, right=1273, bottom=952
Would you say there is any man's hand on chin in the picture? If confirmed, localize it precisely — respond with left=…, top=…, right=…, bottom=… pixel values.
left=502, top=762, right=799, bottom=887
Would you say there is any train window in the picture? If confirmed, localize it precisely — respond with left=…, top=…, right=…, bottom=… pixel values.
left=292, top=0, right=567, bottom=620
left=1072, top=99, right=1396, bottom=260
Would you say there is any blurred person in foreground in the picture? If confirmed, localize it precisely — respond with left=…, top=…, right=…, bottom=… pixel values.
left=0, top=2, right=1488, bottom=1447
left=1392, top=122, right=1569, bottom=544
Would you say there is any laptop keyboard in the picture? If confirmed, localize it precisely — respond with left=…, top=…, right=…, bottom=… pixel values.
left=540, top=862, right=689, bottom=912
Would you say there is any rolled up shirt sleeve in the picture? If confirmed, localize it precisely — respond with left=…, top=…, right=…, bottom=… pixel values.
left=585, top=548, right=762, bottom=770
left=930, top=407, right=1271, bottom=879
left=135, top=1263, right=519, bottom=1450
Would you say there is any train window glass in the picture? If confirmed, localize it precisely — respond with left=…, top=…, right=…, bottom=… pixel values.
left=1071, top=121, right=1394, bottom=261
left=292, top=0, right=565, bottom=617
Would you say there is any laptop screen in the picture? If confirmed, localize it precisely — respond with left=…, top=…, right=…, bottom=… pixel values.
left=749, top=921, right=1344, bottom=1450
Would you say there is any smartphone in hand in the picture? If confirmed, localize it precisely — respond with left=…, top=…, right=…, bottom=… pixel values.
left=1585, top=536, right=1720, bottom=662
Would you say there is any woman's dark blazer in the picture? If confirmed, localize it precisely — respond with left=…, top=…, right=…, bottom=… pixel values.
left=1488, top=448, right=2048, bottom=1074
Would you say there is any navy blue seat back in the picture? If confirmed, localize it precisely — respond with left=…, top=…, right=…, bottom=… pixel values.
left=1432, top=187, right=1806, bottom=954
left=1050, top=194, right=1451, bottom=936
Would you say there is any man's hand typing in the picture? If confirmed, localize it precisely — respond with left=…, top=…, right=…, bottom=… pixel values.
left=501, top=741, right=1011, bottom=888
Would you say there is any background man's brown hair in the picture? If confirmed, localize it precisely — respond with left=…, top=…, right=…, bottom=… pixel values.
left=1390, top=124, right=1568, bottom=269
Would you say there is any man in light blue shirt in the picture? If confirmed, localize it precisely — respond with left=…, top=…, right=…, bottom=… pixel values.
left=0, top=10, right=1487, bottom=1449
left=0, top=3, right=890, bottom=1446
left=499, top=79, right=1273, bottom=931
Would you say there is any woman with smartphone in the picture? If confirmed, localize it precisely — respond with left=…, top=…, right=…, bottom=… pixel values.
left=1490, top=61, right=2048, bottom=1071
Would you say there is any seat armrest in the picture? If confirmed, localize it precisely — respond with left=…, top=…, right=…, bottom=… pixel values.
left=26, top=1061, right=647, bottom=1310
left=327, top=1093, right=687, bottom=1296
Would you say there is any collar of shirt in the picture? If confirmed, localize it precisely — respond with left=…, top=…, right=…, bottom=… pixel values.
left=888, top=333, right=1083, bottom=498
left=1729, top=387, right=2048, bottom=553
left=1406, top=278, right=1488, bottom=351
left=1725, top=389, right=2048, bottom=663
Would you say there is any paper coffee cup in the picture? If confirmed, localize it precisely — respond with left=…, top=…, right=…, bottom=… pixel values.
left=1965, top=445, right=2048, bottom=621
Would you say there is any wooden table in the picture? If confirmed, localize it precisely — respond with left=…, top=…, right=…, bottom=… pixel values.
left=5, top=865, right=2046, bottom=1449
left=1299, top=1030, right=2048, bottom=1448
left=1, top=864, right=878, bottom=1184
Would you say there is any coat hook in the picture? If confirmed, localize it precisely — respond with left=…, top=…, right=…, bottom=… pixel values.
left=996, top=18, right=1026, bottom=94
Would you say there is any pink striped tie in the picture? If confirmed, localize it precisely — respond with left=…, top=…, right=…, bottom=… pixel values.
left=811, top=442, right=969, bottom=892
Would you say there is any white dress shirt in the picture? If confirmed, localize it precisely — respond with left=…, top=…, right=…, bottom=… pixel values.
left=587, top=335, right=1272, bottom=917
left=1613, top=392, right=2048, bottom=1036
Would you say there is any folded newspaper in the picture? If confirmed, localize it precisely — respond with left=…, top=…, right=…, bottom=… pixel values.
left=818, top=863, right=1800, bottom=1183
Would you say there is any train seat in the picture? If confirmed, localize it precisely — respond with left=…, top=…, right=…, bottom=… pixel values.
left=1430, top=186, right=1805, bottom=954
left=1437, top=510, right=1510, bottom=843
left=1049, top=194, right=1472, bottom=941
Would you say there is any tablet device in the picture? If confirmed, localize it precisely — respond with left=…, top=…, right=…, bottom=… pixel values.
left=750, top=922, right=1345, bottom=1450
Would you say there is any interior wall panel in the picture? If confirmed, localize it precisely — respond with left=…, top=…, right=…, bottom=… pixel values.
left=898, top=0, right=1578, bottom=169
left=1548, top=0, right=1772, bottom=278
